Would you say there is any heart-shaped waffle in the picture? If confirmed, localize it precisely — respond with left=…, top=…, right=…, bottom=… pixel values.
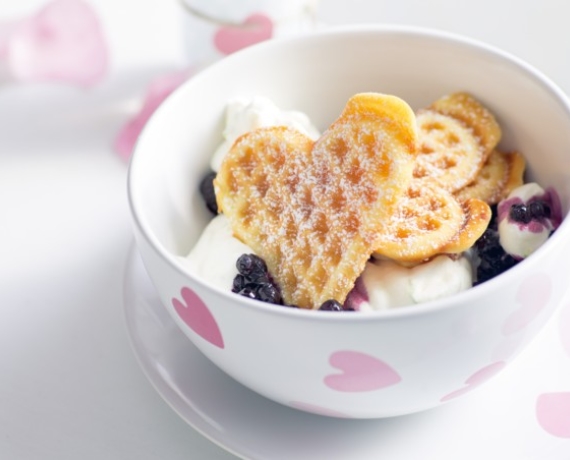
left=215, top=93, right=418, bottom=309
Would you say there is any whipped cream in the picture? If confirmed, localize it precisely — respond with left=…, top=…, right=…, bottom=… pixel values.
left=180, top=215, right=251, bottom=291
left=497, top=183, right=561, bottom=259
left=349, top=256, right=473, bottom=312
left=210, top=96, right=320, bottom=172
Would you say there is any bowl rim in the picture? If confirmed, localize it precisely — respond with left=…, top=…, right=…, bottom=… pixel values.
left=128, top=23, right=570, bottom=322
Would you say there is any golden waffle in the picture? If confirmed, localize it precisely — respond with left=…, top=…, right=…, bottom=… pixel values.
left=372, top=181, right=465, bottom=264
left=372, top=182, right=492, bottom=264
left=454, top=150, right=526, bottom=204
left=440, top=198, right=492, bottom=253
left=371, top=92, right=500, bottom=264
left=414, top=92, right=502, bottom=193
left=215, top=93, right=418, bottom=309
left=502, top=150, right=526, bottom=197
left=430, top=92, right=502, bottom=157
left=414, top=110, right=486, bottom=192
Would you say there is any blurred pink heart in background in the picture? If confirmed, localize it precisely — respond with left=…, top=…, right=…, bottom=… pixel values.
left=114, top=69, right=193, bottom=161
left=0, top=0, right=108, bottom=86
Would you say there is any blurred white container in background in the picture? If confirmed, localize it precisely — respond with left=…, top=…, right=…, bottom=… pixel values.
left=179, top=0, right=320, bottom=68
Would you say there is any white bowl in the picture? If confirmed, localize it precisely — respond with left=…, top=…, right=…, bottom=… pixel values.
left=128, top=25, right=570, bottom=418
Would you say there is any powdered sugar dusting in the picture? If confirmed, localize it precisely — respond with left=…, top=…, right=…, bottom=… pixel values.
left=373, top=180, right=465, bottom=263
left=430, top=92, right=502, bottom=156
left=454, top=149, right=516, bottom=204
left=414, top=110, right=485, bottom=192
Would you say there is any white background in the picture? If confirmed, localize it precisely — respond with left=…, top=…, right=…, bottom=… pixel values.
left=1, top=0, right=570, bottom=459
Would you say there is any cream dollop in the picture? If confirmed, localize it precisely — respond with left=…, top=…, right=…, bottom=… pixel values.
left=498, top=183, right=560, bottom=259
left=180, top=214, right=251, bottom=291
left=210, top=96, right=320, bottom=172
left=355, top=256, right=473, bottom=312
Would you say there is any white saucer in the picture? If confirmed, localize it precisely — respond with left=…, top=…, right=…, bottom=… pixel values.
left=123, top=246, right=570, bottom=459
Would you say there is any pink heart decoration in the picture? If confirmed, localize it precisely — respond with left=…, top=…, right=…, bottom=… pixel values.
left=324, top=351, right=401, bottom=392
left=559, top=298, right=570, bottom=358
left=536, top=392, right=570, bottom=438
left=214, top=13, right=273, bottom=55
left=440, top=361, right=505, bottom=402
left=172, top=287, right=225, bottom=349
left=502, top=273, right=552, bottom=336
left=2, top=0, right=108, bottom=86
left=114, top=70, right=192, bottom=161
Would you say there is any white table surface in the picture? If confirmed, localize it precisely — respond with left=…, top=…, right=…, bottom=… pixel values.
left=1, top=1, right=570, bottom=459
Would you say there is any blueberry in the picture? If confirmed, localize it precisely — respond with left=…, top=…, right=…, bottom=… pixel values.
left=236, top=254, right=268, bottom=279
left=509, top=200, right=551, bottom=224
left=528, top=200, right=551, bottom=220
left=199, top=171, right=218, bottom=214
left=232, top=274, right=247, bottom=293
left=318, top=299, right=344, bottom=311
left=236, top=282, right=282, bottom=304
left=474, top=227, right=519, bottom=285
left=233, top=254, right=283, bottom=305
left=509, top=204, right=530, bottom=223
left=256, top=283, right=282, bottom=304
left=237, top=286, right=258, bottom=299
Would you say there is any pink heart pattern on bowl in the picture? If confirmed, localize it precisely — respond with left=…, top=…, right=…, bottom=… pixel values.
left=172, top=287, right=225, bottom=349
left=440, top=360, right=506, bottom=402
left=214, top=13, right=273, bottom=55
left=502, top=273, right=552, bottom=336
left=324, top=350, right=402, bottom=392
left=534, top=284, right=570, bottom=438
